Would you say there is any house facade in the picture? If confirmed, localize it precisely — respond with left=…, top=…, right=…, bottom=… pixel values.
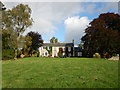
left=39, top=42, right=83, bottom=57
left=39, top=43, right=74, bottom=57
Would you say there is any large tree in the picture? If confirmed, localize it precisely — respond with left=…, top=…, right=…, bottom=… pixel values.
left=10, top=4, right=33, bottom=59
left=81, top=13, right=120, bottom=57
left=1, top=2, right=33, bottom=59
left=2, top=3, right=33, bottom=59
left=27, top=31, right=43, bottom=56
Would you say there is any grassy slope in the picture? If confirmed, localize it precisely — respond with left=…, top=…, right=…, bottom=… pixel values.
left=2, top=57, right=118, bottom=88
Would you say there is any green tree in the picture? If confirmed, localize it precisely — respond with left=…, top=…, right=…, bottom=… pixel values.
left=1, top=2, right=16, bottom=59
left=81, top=13, right=120, bottom=58
left=1, top=3, right=33, bottom=59
left=50, top=37, right=58, bottom=43
left=11, top=4, right=33, bottom=59
left=19, top=35, right=32, bottom=57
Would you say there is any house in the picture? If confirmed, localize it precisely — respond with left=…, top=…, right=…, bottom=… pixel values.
left=39, top=43, right=74, bottom=57
left=39, top=40, right=84, bottom=57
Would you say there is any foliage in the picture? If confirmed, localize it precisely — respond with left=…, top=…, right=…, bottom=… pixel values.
left=58, top=48, right=63, bottom=57
left=81, top=13, right=120, bottom=57
left=17, top=50, right=23, bottom=58
left=2, top=57, right=118, bottom=88
left=27, top=31, right=43, bottom=56
left=93, top=53, right=101, bottom=58
left=2, top=3, right=33, bottom=59
left=10, top=4, right=33, bottom=36
left=20, top=35, right=32, bottom=57
left=31, top=50, right=39, bottom=57
left=50, top=37, right=58, bottom=43
left=46, top=46, right=52, bottom=54
left=2, top=49, right=15, bottom=60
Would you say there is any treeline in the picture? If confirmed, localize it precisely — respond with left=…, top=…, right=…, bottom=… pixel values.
left=1, top=2, right=43, bottom=60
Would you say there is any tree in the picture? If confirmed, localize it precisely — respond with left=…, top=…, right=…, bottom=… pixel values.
left=50, top=37, right=58, bottom=43
left=1, top=3, right=33, bottom=59
left=10, top=4, right=33, bottom=59
left=19, top=35, right=32, bottom=57
left=1, top=2, right=16, bottom=59
left=81, top=13, right=120, bottom=58
left=27, top=31, right=43, bottom=56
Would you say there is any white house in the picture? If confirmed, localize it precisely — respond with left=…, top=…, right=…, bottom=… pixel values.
left=39, top=43, right=74, bottom=57
left=39, top=41, right=84, bottom=57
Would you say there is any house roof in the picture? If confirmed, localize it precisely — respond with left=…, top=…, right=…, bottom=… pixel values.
left=43, top=43, right=74, bottom=47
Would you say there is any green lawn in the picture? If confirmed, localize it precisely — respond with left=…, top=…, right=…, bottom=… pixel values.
left=2, top=57, right=118, bottom=88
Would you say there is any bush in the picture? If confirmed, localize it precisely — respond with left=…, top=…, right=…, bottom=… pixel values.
left=103, top=52, right=111, bottom=58
left=58, top=53, right=63, bottom=58
left=2, top=49, right=15, bottom=60
left=32, top=51, right=39, bottom=57
left=17, top=50, right=22, bottom=58
left=93, top=53, right=101, bottom=58
left=58, top=48, right=63, bottom=58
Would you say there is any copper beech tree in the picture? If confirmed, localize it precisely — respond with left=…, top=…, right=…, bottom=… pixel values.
left=26, top=31, right=43, bottom=56
left=81, top=13, right=120, bottom=58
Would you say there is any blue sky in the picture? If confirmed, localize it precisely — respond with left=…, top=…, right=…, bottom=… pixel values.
left=4, top=2, right=118, bottom=45
left=51, top=2, right=118, bottom=44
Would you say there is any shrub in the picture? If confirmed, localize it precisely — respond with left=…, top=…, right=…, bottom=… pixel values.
left=17, top=50, right=23, bottom=58
left=93, top=53, right=101, bottom=58
left=32, top=51, right=39, bottom=57
left=48, top=54, right=52, bottom=57
left=103, top=52, right=111, bottom=58
left=58, top=48, right=63, bottom=58
left=2, top=49, right=15, bottom=60
left=58, top=53, right=63, bottom=58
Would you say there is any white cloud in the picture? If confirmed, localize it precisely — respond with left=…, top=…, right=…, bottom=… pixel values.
left=21, top=2, right=84, bottom=42
left=64, top=16, right=90, bottom=45
left=3, top=2, right=118, bottom=43
left=4, top=2, right=83, bottom=42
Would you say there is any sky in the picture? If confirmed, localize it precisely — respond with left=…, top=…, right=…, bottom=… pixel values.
left=3, top=1, right=118, bottom=45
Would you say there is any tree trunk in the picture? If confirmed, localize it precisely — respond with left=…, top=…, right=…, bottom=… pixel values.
left=14, top=49, right=17, bottom=60
left=14, top=35, right=20, bottom=60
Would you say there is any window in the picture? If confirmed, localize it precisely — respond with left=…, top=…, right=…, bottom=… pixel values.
left=45, top=52, right=48, bottom=56
left=68, top=47, right=71, bottom=51
left=68, top=53, right=71, bottom=57
left=78, top=52, right=82, bottom=56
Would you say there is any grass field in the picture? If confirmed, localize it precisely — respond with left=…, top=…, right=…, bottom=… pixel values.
left=2, top=57, right=118, bottom=88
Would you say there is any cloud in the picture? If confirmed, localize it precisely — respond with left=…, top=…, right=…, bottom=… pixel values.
left=21, top=2, right=84, bottom=42
left=64, top=16, right=90, bottom=45
left=97, top=2, right=118, bottom=14
left=3, top=2, right=118, bottom=43
left=4, top=2, right=83, bottom=42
